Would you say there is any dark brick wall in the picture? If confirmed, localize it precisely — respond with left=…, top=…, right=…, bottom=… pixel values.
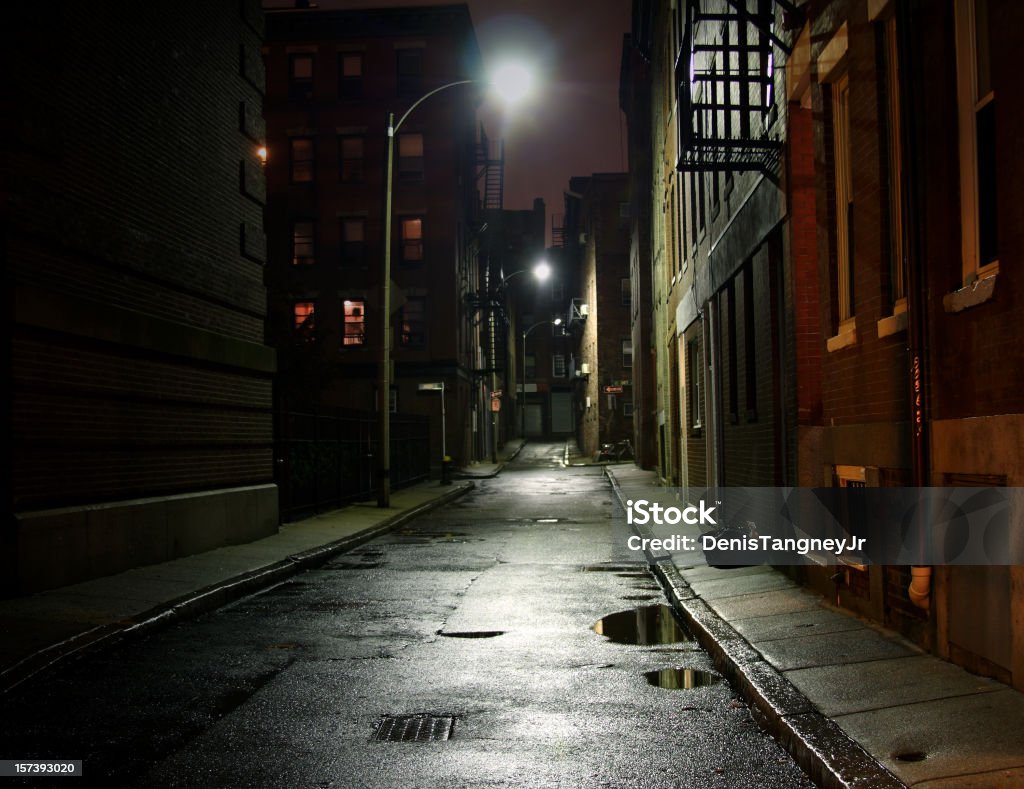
left=4, top=1, right=274, bottom=514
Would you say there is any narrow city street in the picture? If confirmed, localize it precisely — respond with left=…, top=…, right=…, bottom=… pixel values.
left=0, top=444, right=812, bottom=788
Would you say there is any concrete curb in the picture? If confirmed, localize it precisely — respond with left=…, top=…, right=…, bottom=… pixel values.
left=453, top=440, right=525, bottom=479
left=603, top=468, right=906, bottom=789
left=0, top=482, right=474, bottom=696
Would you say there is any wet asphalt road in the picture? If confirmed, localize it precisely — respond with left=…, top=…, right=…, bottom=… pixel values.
left=0, top=443, right=813, bottom=788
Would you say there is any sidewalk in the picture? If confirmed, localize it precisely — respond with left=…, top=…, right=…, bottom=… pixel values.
left=0, top=480, right=473, bottom=695
left=455, top=437, right=525, bottom=478
left=606, top=464, right=1024, bottom=789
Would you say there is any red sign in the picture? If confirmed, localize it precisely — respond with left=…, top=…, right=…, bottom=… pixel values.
left=490, top=397, right=501, bottom=413
left=603, top=385, right=624, bottom=394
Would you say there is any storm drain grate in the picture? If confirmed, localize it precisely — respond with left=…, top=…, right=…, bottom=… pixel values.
left=372, top=713, right=457, bottom=742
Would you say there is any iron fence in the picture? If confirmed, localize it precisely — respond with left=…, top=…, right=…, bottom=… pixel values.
left=277, top=404, right=430, bottom=522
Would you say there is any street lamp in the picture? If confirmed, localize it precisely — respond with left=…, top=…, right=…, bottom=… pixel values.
left=521, top=317, right=562, bottom=439
left=378, top=67, right=532, bottom=507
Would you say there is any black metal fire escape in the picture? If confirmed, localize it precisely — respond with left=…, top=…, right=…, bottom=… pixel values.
left=677, top=0, right=801, bottom=174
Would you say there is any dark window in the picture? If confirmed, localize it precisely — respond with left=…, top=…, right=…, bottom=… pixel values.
left=397, top=133, right=424, bottom=180
left=726, top=281, right=738, bottom=420
left=743, top=262, right=757, bottom=416
left=292, top=221, right=315, bottom=265
left=400, top=217, right=423, bottom=262
left=339, top=136, right=364, bottom=183
left=688, top=338, right=702, bottom=429
left=622, top=338, right=633, bottom=368
left=338, top=53, right=362, bottom=99
left=553, top=354, right=567, bottom=377
left=621, top=278, right=631, bottom=307
left=289, top=55, right=314, bottom=101
left=343, top=299, right=366, bottom=346
left=400, top=298, right=426, bottom=347
left=340, top=218, right=365, bottom=266
left=290, top=138, right=314, bottom=183
left=525, top=353, right=536, bottom=380
left=396, top=48, right=424, bottom=95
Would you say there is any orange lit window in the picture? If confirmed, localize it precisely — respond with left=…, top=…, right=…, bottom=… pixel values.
left=294, top=301, right=315, bottom=329
left=338, top=53, right=362, bottom=99
left=398, top=133, right=424, bottom=180
left=343, top=299, right=366, bottom=346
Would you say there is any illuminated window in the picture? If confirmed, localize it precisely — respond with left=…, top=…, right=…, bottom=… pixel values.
left=342, top=299, right=366, bottom=346
left=622, top=338, right=633, bottom=368
left=396, top=48, right=424, bottom=95
left=292, top=221, right=315, bottom=265
left=400, top=217, right=423, bottom=262
left=289, top=55, right=314, bottom=101
left=398, top=133, right=424, bottom=180
left=290, top=137, right=314, bottom=183
left=339, top=136, right=364, bottom=183
left=882, top=16, right=905, bottom=304
left=552, top=354, right=567, bottom=378
left=954, top=0, right=998, bottom=279
left=338, top=53, right=362, bottom=99
left=400, top=297, right=426, bottom=347
left=293, top=301, right=315, bottom=329
left=340, top=218, right=365, bottom=266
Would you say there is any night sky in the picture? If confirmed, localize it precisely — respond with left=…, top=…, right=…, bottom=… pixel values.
left=266, top=0, right=632, bottom=242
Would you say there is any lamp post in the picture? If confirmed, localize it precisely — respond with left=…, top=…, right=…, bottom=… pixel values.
left=521, top=317, right=561, bottom=440
left=377, top=66, right=532, bottom=507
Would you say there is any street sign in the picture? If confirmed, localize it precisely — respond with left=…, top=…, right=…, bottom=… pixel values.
left=603, top=385, right=624, bottom=394
left=492, top=389, right=503, bottom=397
left=417, top=382, right=444, bottom=391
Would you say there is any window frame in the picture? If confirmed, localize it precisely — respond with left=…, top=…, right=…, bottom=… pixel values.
left=289, top=54, right=314, bottom=101
left=338, top=135, right=365, bottom=183
left=342, top=298, right=367, bottom=347
left=396, top=47, right=425, bottom=96
left=338, top=52, right=363, bottom=99
left=339, top=217, right=366, bottom=267
left=399, top=297, right=426, bottom=348
left=397, top=132, right=424, bottom=181
left=289, top=137, right=315, bottom=184
left=291, top=220, right=316, bottom=266
left=622, top=337, right=633, bottom=369
left=399, top=216, right=424, bottom=263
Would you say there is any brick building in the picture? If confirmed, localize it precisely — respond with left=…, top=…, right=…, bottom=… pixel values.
left=263, top=4, right=485, bottom=469
left=2, top=1, right=277, bottom=595
left=570, top=174, right=633, bottom=457
left=627, top=0, right=1024, bottom=689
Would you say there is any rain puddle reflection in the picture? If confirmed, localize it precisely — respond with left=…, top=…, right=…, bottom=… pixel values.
left=591, top=605, right=695, bottom=645
left=644, top=668, right=721, bottom=689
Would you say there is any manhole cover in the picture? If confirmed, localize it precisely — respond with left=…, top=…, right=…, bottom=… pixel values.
left=372, top=713, right=457, bottom=742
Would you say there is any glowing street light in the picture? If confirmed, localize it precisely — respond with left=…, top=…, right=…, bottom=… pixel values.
left=521, top=316, right=563, bottom=439
left=377, top=64, right=534, bottom=507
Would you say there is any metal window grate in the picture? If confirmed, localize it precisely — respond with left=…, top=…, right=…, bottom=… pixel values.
left=371, top=714, right=457, bottom=742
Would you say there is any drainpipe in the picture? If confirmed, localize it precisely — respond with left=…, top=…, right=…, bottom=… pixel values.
left=899, top=2, right=931, bottom=611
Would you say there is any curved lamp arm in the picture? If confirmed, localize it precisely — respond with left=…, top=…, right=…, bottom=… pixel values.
left=392, top=79, right=478, bottom=135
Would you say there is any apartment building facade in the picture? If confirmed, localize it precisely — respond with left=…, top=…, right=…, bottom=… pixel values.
left=263, top=5, right=484, bottom=469
left=628, top=0, right=1024, bottom=688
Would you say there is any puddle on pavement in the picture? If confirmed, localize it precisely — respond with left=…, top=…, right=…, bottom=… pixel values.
left=581, top=564, right=649, bottom=573
left=644, top=668, right=721, bottom=689
left=893, top=750, right=927, bottom=762
left=622, top=594, right=658, bottom=601
left=591, top=605, right=695, bottom=645
left=438, top=630, right=506, bottom=638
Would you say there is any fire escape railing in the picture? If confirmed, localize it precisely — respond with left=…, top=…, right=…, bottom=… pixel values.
left=677, top=0, right=799, bottom=174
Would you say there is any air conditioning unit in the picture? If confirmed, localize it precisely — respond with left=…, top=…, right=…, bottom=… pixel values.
left=579, top=303, right=589, bottom=317
left=579, top=363, right=590, bottom=375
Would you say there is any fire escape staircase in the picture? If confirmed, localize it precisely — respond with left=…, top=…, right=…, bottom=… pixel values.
left=477, top=124, right=504, bottom=211
left=677, top=0, right=801, bottom=174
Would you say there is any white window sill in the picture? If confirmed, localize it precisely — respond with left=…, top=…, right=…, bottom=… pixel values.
left=943, top=267, right=998, bottom=313
left=826, top=319, right=858, bottom=353
left=877, top=299, right=908, bottom=338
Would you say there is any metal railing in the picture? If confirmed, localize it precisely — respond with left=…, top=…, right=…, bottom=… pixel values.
left=276, top=404, right=430, bottom=522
